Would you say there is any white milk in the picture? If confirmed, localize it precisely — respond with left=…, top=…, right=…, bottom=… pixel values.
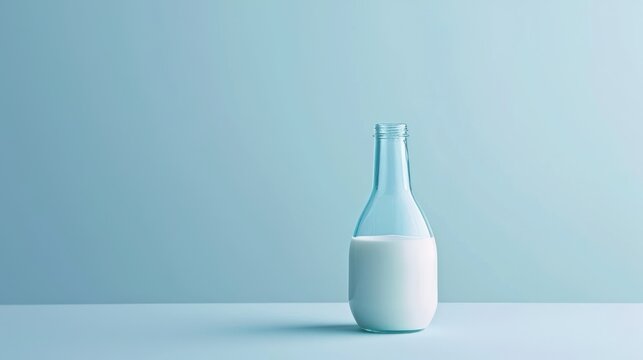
left=349, top=235, right=437, bottom=332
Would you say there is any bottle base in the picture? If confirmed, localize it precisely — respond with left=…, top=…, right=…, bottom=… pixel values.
left=360, top=326, right=425, bottom=334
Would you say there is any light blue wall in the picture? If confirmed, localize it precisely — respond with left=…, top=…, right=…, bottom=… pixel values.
left=2, top=0, right=643, bottom=304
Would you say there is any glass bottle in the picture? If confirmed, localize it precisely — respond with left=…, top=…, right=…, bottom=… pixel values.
left=349, top=123, right=438, bottom=333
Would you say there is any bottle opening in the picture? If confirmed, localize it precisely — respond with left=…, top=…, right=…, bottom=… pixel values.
left=374, top=123, right=408, bottom=139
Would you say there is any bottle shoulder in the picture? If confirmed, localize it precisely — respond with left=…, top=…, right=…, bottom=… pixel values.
left=353, top=191, right=433, bottom=238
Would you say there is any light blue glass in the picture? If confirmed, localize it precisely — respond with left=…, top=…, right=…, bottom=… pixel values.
left=350, top=123, right=437, bottom=333
left=353, top=123, right=433, bottom=238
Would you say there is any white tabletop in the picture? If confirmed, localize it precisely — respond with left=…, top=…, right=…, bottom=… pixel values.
left=1, top=303, right=642, bottom=359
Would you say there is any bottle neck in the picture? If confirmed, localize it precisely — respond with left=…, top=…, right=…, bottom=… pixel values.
left=373, top=137, right=412, bottom=193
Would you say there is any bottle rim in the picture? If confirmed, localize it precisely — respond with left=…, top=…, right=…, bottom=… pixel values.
left=374, top=123, right=408, bottom=139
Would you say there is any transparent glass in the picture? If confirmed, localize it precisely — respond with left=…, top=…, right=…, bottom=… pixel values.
left=353, top=123, right=433, bottom=238
left=349, top=123, right=438, bottom=333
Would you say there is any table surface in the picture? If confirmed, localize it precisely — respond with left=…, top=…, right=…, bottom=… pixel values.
left=1, top=303, right=642, bottom=359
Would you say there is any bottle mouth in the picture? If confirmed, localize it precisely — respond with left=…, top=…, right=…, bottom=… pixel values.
left=374, top=123, right=408, bottom=139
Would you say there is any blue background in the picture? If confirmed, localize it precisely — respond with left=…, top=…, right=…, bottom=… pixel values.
left=2, top=0, right=642, bottom=304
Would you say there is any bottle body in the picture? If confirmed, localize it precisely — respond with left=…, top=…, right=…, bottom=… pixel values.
left=349, top=123, right=437, bottom=332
